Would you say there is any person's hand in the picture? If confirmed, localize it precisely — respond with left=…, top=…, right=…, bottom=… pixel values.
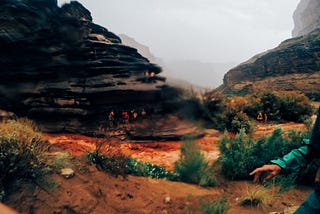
left=249, top=164, right=281, bottom=184
left=0, top=203, right=19, bottom=214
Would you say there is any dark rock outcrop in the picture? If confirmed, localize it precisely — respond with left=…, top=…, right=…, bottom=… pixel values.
left=292, top=0, right=320, bottom=37
left=0, top=0, right=173, bottom=133
left=220, top=30, right=320, bottom=98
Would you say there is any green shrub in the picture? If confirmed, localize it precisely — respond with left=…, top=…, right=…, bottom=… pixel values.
left=199, top=196, right=230, bottom=214
left=126, top=158, right=177, bottom=180
left=86, top=141, right=176, bottom=180
left=244, top=91, right=313, bottom=122
left=278, top=91, right=313, bottom=122
left=199, top=90, right=314, bottom=131
left=174, top=136, right=217, bottom=186
left=218, top=128, right=304, bottom=180
left=0, top=119, right=49, bottom=199
left=218, top=129, right=255, bottom=180
left=86, top=150, right=128, bottom=178
left=53, top=152, right=72, bottom=169
left=230, top=111, right=253, bottom=134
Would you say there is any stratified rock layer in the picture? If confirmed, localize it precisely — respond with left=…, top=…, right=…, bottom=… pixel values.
left=0, top=0, right=172, bottom=133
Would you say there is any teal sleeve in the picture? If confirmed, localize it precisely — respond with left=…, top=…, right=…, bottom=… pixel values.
left=270, top=139, right=310, bottom=174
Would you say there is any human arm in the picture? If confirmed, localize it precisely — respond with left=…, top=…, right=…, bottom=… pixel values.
left=249, top=164, right=281, bottom=184
left=250, top=139, right=312, bottom=184
left=270, top=139, right=311, bottom=174
left=0, top=203, right=18, bottom=214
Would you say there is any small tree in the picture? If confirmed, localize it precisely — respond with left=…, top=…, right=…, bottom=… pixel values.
left=174, top=136, right=217, bottom=186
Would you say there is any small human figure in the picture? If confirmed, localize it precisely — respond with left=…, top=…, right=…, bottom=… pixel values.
left=141, top=109, right=146, bottom=117
left=150, top=71, right=156, bottom=83
left=133, top=111, right=138, bottom=119
left=122, top=111, right=129, bottom=123
left=264, top=113, right=268, bottom=123
left=130, top=109, right=138, bottom=121
left=257, top=112, right=263, bottom=122
left=108, top=110, right=115, bottom=127
left=144, top=70, right=150, bottom=83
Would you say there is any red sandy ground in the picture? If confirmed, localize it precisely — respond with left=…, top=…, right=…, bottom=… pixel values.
left=45, top=122, right=306, bottom=171
left=4, top=121, right=312, bottom=214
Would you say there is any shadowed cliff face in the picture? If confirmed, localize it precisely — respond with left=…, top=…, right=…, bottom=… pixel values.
left=0, top=0, right=172, bottom=133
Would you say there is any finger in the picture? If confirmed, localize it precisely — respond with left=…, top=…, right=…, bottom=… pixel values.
left=253, top=173, right=261, bottom=183
left=250, top=165, right=268, bottom=175
left=249, top=168, right=263, bottom=176
left=263, top=174, right=275, bottom=184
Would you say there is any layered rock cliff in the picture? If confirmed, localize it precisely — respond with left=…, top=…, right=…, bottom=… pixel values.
left=219, top=0, right=320, bottom=99
left=0, top=0, right=172, bottom=133
left=292, top=0, right=320, bottom=37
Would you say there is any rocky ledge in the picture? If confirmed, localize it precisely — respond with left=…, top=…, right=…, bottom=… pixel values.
left=0, top=0, right=175, bottom=133
left=220, top=29, right=320, bottom=99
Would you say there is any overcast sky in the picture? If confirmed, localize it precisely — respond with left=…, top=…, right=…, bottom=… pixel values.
left=58, top=0, right=300, bottom=64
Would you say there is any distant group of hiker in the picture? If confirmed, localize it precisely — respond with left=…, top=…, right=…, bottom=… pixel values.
left=107, top=108, right=147, bottom=127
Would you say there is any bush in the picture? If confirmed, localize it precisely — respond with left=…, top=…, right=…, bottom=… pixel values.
left=239, top=185, right=272, bottom=207
left=0, top=119, right=49, bottom=198
left=199, top=90, right=314, bottom=132
left=174, top=136, right=217, bottom=186
left=127, top=158, right=177, bottom=180
left=86, top=150, right=128, bottom=178
left=86, top=137, right=176, bottom=180
left=199, top=196, right=230, bottom=214
left=230, top=111, right=253, bottom=134
left=278, top=91, right=313, bottom=122
left=218, top=128, right=304, bottom=180
left=245, top=91, right=314, bottom=122
left=218, top=129, right=255, bottom=180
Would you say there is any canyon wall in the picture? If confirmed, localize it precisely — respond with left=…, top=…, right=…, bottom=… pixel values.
left=0, top=0, right=173, bottom=133
left=292, top=0, right=320, bottom=37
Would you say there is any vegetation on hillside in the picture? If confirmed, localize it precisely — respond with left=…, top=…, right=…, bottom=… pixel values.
left=181, top=89, right=314, bottom=133
left=0, top=119, right=49, bottom=201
